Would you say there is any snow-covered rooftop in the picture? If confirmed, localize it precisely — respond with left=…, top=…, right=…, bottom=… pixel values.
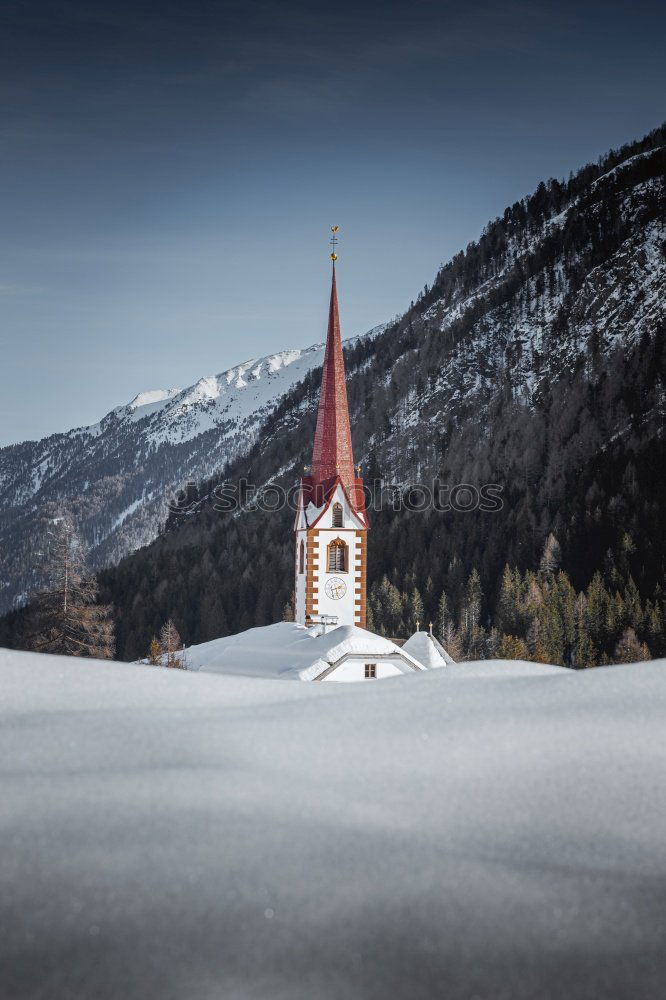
left=186, top=622, right=422, bottom=681
left=402, top=630, right=454, bottom=667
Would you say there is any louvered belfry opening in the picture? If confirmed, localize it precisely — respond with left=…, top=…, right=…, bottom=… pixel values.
left=328, top=539, right=347, bottom=573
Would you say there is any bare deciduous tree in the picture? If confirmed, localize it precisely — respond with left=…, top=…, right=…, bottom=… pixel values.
left=442, top=621, right=463, bottom=662
left=613, top=628, right=650, bottom=664
left=159, top=619, right=186, bottom=669
left=28, top=511, right=115, bottom=659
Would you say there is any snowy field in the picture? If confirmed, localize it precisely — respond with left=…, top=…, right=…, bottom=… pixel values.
left=1, top=648, right=665, bottom=1000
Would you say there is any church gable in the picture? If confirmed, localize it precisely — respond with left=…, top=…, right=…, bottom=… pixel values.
left=308, top=481, right=366, bottom=532
left=295, top=477, right=366, bottom=532
left=311, top=648, right=424, bottom=682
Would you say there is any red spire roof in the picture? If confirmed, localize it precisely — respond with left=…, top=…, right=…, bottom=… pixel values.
left=310, top=264, right=359, bottom=506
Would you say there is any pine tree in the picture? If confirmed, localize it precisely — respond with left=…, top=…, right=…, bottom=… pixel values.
left=539, top=533, right=562, bottom=577
left=282, top=598, right=294, bottom=622
left=436, top=592, right=451, bottom=643
left=556, top=571, right=577, bottom=664
left=424, top=575, right=434, bottom=607
left=368, top=583, right=385, bottom=635
left=498, top=634, right=529, bottom=659
left=585, top=572, right=608, bottom=648
left=379, top=576, right=403, bottom=637
left=463, top=569, right=482, bottom=632
left=646, top=601, right=664, bottom=655
left=608, top=591, right=623, bottom=636
left=623, top=577, right=643, bottom=632
left=496, top=564, right=517, bottom=634
left=541, top=601, right=565, bottom=666
left=486, top=626, right=500, bottom=657
left=409, top=587, right=424, bottom=631
left=575, top=630, right=598, bottom=668
left=619, top=532, right=636, bottom=574
left=147, top=636, right=163, bottom=666
left=461, top=568, right=485, bottom=658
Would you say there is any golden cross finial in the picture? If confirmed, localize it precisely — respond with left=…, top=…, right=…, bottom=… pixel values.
left=329, top=225, right=339, bottom=262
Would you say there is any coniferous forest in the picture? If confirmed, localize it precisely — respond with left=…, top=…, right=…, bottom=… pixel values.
left=1, top=125, right=664, bottom=666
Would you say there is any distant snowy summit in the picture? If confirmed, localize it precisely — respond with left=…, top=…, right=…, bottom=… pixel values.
left=108, top=335, right=386, bottom=444
left=105, top=345, right=327, bottom=443
left=126, top=388, right=180, bottom=411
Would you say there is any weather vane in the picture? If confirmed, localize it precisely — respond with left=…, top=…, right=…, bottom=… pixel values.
left=329, top=225, right=339, bottom=262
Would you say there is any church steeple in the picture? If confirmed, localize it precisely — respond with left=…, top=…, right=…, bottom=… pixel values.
left=310, top=262, right=358, bottom=506
left=293, top=229, right=368, bottom=631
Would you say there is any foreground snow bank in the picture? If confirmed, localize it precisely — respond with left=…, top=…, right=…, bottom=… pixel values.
left=1, top=647, right=665, bottom=1000
left=446, top=656, right=564, bottom=678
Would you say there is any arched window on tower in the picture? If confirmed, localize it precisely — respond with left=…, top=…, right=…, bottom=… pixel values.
left=332, top=502, right=343, bottom=528
left=327, top=538, right=348, bottom=573
left=299, top=540, right=305, bottom=574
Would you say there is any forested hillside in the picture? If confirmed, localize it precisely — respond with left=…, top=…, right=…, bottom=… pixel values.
left=2, top=124, right=665, bottom=665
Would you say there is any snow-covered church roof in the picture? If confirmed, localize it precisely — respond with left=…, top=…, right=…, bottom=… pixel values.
left=186, top=622, right=424, bottom=681
left=402, top=630, right=456, bottom=667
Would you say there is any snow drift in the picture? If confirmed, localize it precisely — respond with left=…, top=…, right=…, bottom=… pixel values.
left=1, top=647, right=665, bottom=1000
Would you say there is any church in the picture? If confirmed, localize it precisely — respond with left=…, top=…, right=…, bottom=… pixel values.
left=186, top=232, right=453, bottom=682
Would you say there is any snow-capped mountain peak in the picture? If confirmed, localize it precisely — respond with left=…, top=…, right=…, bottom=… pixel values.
left=127, top=388, right=181, bottom=411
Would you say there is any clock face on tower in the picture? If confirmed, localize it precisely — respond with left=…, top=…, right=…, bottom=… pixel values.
left=325, top=577, right=347, bottom=600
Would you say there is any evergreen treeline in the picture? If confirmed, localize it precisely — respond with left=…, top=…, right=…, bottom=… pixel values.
left=366, top=533, right=662, bottom=666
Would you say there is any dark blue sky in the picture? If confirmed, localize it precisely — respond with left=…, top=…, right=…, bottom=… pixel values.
left=1, top=0, right=664, bottom=444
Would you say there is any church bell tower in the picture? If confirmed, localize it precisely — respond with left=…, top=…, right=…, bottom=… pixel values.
left=294, top=229, right=368, bottom=629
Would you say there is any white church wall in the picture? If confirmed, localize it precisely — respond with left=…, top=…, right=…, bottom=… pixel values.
left=314, top=527, right=360, bottom=626
left=294, top=528, right=308, bottom=624
left=295, top=483, right=366, bottom=628
left=320, top=656, right=409, bottom=682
